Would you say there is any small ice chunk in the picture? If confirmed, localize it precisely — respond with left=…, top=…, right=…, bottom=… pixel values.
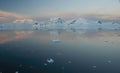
left=44, top=63, right=48, bottom=66
left=107, top=60, right=112, bottom=64
left=68, top=61, right=72, bottom=64
left=92, top=66, right=97, bottom=69
left=47, top=58, right=54, bottom=64
left=52, top=39, right=61, bottom=43
left=15, top=71, right=19, bottom=73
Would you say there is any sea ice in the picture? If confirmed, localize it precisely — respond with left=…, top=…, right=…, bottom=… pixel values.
left=52, top=39, right=61, bottom=43
left=68, top=61, right=72, bottom=64
left=44, top=63, right=48, bottom=66
left=15, top=71, right=19, bottom=73
left=92, top=66, right=97, bottom=69
left=47, top=58, right=54, bottom=64
left=107, top=60, right=112, bottom=64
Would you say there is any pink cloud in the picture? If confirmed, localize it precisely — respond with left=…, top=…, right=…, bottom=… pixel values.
left=13, top=19, right=34, bottom=24
left=0, top=10, right=31, bottom=23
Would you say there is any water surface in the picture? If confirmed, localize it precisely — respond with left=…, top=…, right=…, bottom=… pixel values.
left=0, top=30, right=120, bottom=73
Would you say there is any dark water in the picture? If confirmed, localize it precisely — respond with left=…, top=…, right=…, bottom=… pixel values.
left=0, top=30, right=120, bottom=73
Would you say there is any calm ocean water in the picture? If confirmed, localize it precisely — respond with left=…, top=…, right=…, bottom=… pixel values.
left=0, top=30, right=120, bottom=73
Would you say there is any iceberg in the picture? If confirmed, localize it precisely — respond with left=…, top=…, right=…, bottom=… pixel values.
left=1, top=17, right=120, bottom=31
left=15, top=71, right=19, bottom=73
left=52, top=39, right=61, bottom=43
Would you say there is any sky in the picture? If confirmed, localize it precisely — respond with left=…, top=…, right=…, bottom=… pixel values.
left=0, top=0, right=120, bottom=23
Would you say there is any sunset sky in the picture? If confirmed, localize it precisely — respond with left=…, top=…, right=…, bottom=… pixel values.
left=0, top=0, right=120, bottom=22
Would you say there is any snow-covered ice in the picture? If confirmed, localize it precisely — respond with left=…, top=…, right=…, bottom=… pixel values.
left=44, top=63, right=48, bottom=66
left=92, top=66, right=97, bottom=69
left=47, top=58, right=54, bottom=64
left=15, top=71, right=19, bottom=73
left=107, top=60, right=112, bottom=64
left=52, top=39, right=61, bottom=43
left=68, top=61, right=72, bottom=64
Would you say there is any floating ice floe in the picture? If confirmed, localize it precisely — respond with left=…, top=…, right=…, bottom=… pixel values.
left=15, top=71, right=19, bottom=73
left=68, top=61, right=72, bottom=64
left=107, top=60, right=112, bottom=64
left=47, top=58, right=54, bottom=64
left=44, top=63, right=48, bottom=66
left=52, top=39, right=61, bottom=43
left=92, top=66, right=97, bottom=69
